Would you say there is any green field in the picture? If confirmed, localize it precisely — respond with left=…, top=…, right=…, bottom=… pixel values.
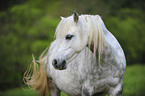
left=0, top=65, right=145, bottom=96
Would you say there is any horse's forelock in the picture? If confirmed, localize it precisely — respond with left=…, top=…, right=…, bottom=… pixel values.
left=55, top=16, right=75, bottom=39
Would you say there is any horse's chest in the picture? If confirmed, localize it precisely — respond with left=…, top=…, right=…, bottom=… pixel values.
left=51, top=67, right=82, bottom=95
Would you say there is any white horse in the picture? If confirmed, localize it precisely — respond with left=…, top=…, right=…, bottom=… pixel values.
left=24, top=12, right=126, bottom=96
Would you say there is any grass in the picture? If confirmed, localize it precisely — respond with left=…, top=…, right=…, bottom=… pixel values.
left=0, top=87, right=37, bottom=96
left=0, top=64, right=145, bottom=96
left=122, top=64, right=145, bottom=96
left=0, top=87, right=67, bottom=96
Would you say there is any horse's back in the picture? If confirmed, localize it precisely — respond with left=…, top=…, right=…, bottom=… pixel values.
left=104, top=30, right=126, bottom=71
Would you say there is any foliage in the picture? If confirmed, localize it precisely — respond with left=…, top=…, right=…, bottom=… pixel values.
left=106, top=8, right=145, bottom=64
left=0, top=0, right=59, bottom=90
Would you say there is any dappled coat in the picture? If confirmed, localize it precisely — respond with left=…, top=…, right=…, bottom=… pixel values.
left=24, top=12, right=126, bottom=96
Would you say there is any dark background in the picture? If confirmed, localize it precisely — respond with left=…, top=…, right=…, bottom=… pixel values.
left=0, top=0, right=145, bottom=91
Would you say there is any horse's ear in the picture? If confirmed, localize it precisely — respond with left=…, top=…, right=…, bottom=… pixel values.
left=60, top=16, right=65, bottom=20
left=73, top=11, right=79, bottom=23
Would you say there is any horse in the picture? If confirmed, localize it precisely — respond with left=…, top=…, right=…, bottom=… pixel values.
left=23, top=11, right=126, bottom=96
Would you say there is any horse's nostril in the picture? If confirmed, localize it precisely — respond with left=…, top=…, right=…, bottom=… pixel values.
left=62, top=60, right=66, bottom=65
left=52, top=59, right=57, bottom=66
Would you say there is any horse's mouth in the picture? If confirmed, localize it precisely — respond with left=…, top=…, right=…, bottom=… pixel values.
left=54, top=66, right=67, bottom=70
left=53, top=62, right=67, bottom=70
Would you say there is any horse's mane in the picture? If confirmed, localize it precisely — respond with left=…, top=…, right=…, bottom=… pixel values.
left=80, top=15, right=106, bottom=63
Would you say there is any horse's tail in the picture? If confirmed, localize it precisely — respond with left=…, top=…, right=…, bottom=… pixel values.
left=23, top=48, right=49, bottom=96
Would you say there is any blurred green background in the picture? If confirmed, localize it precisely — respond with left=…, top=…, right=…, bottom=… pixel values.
left=0, top=0, right=145, bottom=96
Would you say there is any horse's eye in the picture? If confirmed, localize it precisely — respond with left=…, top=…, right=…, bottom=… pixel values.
left=65, top=34, right=74, bottom=40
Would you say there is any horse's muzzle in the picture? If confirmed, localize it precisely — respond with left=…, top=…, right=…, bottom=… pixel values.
left=52, top=59, right=67, bottom=70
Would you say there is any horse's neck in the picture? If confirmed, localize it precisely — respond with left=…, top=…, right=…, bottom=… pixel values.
left=86, top=23, right=108, bottom=53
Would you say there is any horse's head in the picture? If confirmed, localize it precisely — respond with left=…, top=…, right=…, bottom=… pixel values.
left=51, top=12, right=106, bottom=70
left=51, top=12, right=88, bottom=70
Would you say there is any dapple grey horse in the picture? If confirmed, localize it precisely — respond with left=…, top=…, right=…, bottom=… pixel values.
left=24, top=12, right=126, bottom=96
